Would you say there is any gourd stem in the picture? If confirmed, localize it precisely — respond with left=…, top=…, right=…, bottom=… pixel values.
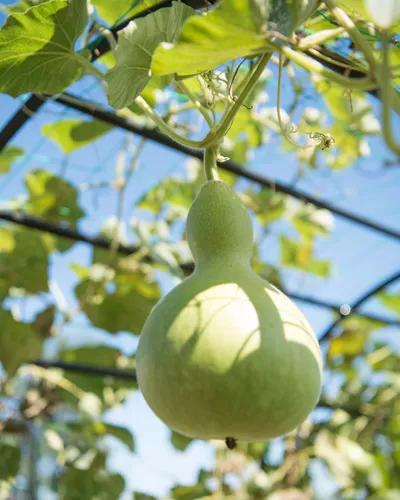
left=135, top=96, right=207, bottom=149
left=204, top=145, right=220, bottom=181
left=381, top=32, right=400, bottom=155
left=134, top=52, right=273, bottom=151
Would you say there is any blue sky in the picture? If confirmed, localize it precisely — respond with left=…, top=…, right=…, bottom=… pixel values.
left=1, top=1, right=400, bottom=497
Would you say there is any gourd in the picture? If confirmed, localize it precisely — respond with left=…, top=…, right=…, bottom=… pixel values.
left=136, top=180, right=322, bottom=443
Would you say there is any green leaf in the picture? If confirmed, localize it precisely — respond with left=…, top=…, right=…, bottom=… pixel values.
left=0, top=0, right=88, bottom=96
left=313, top=79, right=379, bottom=170
left=280, top=235, right=330, bottom=276
left=0, top=308, right=43, bottom=374
left=225, top=107, right=264, bottom=148
left=367, top=346, right=398, bottom=371
left=25, top=169, right=84, bottom=225
left=329, top=329, right=367, bottom=358
left=0, top=443, right=20, bottom=480
left=170, top=430, right=193, bottom=451
left=337, top=0, right=371, bottom=19
left=59, top=451, right=125, bottom=500
left=241, top=188, right=286, bottom=226
left=92, top=0, right=161, bottom=25
left=59, top=345, right=134, bottom=400
left=42, top=119, right=112, bottom=154
left=100, top=422, right=135, bottom=451
left=92, top=0, right=135, bottom=24
left=152, top=0, right=318, bottom=76
left=378, top=293, right=400, bottom=316
left=292, top=206, right=333, bottom=238
left=0, top=146, right=23, bottom=174
left=152, top=0, right=266, bottom=77
left=133, top=493, right=157, bottom=500
left=315, top=430, right=376, bottom=488
left=106, top=1, right=194, bottom=108
left=0, top=227, right=49, bottom=299
left=138, top=178, right=195, bottom=212
left=75, top=270, right=160, bottom=334
left=61, top=345, right=121, bottom=371
left=171, top=470, right=211, bottom=499
left=34, top=305, right=55, bottom=338
left=329, top=316, right=384, bottom=358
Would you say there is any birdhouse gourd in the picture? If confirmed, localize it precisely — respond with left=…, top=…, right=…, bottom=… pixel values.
left=137, top=180, right=322, bottom=442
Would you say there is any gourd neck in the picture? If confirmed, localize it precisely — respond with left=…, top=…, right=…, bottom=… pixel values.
left=193, top=256, right=252, bottom=274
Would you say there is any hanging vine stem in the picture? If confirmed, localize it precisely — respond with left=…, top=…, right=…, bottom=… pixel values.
left=276, top=53, right=334, bottom=150
left=206, top=51, right=272, bottom=145
left=134, top=96, right=208, bottom=149
left=175, top=79, right=214, bottom=128
left=79, top=49, right=270, bottom=152
left=324, top=0, right=377, bottom=73
left=324, top=0, right=400, bottom=155
left=280, top=46, right=376, bottom=90
left=296, top=26, right=345, bottom=50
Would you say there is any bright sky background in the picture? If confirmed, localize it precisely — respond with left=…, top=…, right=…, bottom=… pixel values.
left=1, top=1, right=400, bottom=498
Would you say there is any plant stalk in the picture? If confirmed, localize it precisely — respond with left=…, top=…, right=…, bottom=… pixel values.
left=204, top=145, right=220, bottom=181
left=381, top=32, right=400, bottom=155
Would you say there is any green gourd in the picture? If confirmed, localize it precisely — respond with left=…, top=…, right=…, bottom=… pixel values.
left=136, top=180, right=322, bottom=442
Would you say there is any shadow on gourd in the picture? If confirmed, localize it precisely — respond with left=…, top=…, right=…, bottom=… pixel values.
left=137, top=181, right=322, bottom=442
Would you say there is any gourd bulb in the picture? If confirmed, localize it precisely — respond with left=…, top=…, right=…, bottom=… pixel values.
left=137, top=181, right=322, bottom=442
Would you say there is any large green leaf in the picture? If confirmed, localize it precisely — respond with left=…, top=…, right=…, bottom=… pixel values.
left=92, top=0, right=134, bottom=24
left=291, top=206, right=333, bottom=238
left=152, top=0, right=318, bottom=76
left=41, top=119, right=112, bottom=154
left=0, top=308, right=43, bottom=374
left=34, top=305, right=55, bottom=338
left=152, top=0, right=267, bottom=76
left=92, top=0, right=163, bottom=25
left=101, top=422, right=135, bottom=451
left=0, top=0, right=88, bottom=96
left=0, top=227, right=49, bottom=299
left=25, top=169, right=84, bottom=225
left=59, top=452, right=125, bottom=500
left=106, top=1, right=194, bottom=108
left=75, top=270, right=160, bottom=334
left=68, top=418, right=135, bottom=451
left=137, top=177, right=195, bottom=212
left=280, top=235, right=330, bottom=276
left=241, top=187, right=286, bottom=226
left=0, top=146, right=23, bottom=174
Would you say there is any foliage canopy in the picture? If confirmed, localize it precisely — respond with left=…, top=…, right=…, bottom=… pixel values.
left=0, top=0, right=399, bottom=498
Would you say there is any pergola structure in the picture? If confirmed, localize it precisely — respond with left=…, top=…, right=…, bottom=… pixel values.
left=0, top=0, right=399, bottom=381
